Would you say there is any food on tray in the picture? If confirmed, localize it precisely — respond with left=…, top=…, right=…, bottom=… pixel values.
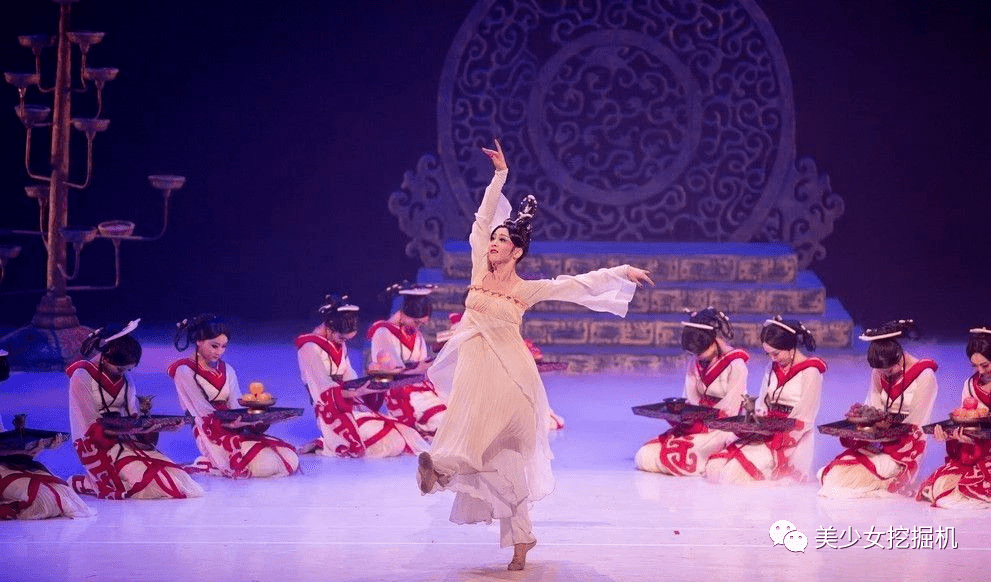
left=240, top=382, right=274, bottom=404
left=844, top=403, right=886, bottom=424
left=951, top=396, right=989, bottom=423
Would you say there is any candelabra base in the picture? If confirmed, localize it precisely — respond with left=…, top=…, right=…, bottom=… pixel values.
left=0, top=324, right=93, bottom=371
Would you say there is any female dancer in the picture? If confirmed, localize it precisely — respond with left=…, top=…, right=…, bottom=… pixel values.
left=705, top=317, right=824, bottom=483
left=818, top=319, right=937, bottom=498
left=918, top=326, right=991, bottom=508
left=68, top=321, right=203, bottom=499
left=369, top=284, right=447, bottom=436
left=296, top=295, right=426, bottom=458
left=634, top=308, right=749, bottom=475
left=1, top=352, right=93, bottom=518
left=416, top=139, right=653, bottom=570
left=169, top=314, right=299, bottom=478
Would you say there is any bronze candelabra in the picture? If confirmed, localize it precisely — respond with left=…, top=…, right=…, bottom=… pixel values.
left=0, top=0, right=183, bottom=370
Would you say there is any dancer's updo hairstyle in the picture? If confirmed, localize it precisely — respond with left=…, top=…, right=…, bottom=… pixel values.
left=680, top=307, right=733, bottom=356
left=81, top=320, right=142, bottom=366
left=861, top=319, right=920, bottom=369
left=319, top=294, right=360, bottom=334
left=174, top=314, right=231, bottom=352
left=761, top=316, right=817, bottom=352
left=966, top=326, right=991, bottom=362
left=492, top=195, right=537, bottom=262
left=384, top=283, right=434, bottom=319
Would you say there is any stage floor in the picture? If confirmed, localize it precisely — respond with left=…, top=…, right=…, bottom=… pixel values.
left=2, top=339, right=988, bottom=581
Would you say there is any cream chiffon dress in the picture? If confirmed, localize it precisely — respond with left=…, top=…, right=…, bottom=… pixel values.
left=425, top=169, right=637, bottom=546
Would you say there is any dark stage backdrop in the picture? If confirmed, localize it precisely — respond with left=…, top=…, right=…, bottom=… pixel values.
left=0, top=1, right=988, bottom=339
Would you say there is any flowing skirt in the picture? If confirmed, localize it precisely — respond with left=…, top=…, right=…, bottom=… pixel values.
left=428, top=334, right=550, bottom=543
left=0, top=456, right=94, bottom=519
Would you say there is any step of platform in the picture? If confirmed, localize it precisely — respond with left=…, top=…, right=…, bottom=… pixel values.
left=442, top=241, right=798, bottom=283
left=418, top=268, right=826, bottom=315
left=529, top=344, right=863, bottom=376
left=421, top=298, right=853, bottom=351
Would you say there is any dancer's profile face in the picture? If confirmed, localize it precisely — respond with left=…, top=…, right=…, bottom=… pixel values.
left=329, top=330, right=357, bottom=344
left=102, top=359, right=135, bottom=378
left=196, top=334, right=228, bottom=365
left=698, top=341, right=719, bottom=361
left=876, top=360, right=903, bottom=379
left=489, top=227, right=518, bottom=265
left=762, top=342, right=793, bottom=367
left=970, top=353, right=991, bottom=378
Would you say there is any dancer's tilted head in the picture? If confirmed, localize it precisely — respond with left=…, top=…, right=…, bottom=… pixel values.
left=861, top=319, right=919, bottom=373
left=762, top=316, right=816, bottom=352
left=175, top=314, right=231, bottom=366
left=492, top=195, right=537, bottom=264
left=967, top=325, right=991, bottom=379
left=319, top=294, right=360, bottom=339
left=82, top=319, right=142, bottom=374
left=680, top=307, right=733, bottom=357
left=385, top=283, right=434, bottom=326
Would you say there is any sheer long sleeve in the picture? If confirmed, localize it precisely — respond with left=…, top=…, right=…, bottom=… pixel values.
left=297, top=343, right=356, bottom=405
left=714, top=359, right=748, bottom=417
left=518, top=265, right=637, bottom=317
left=68, top=370, right=97, bottom=440
left=903, top=370, right=937, bottom=426
left=469, top=169, right=510, bottom=283
left=224, top=365, right=242, bottom=408
left=172, top=366, right=217, bottom=419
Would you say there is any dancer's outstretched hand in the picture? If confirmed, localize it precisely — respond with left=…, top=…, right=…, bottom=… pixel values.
left=627, top=266, right=654, bottom=287
left=481, top=138, right=508, bottom=172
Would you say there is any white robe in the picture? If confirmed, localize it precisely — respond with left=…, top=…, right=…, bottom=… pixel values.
left=68, top=360, right=203, bottom=500
left=296, top=335, right=426, bottom=458
left=369, top=322, right=447, bottom=434
left=635, top=352, right=749, bottom=475
left=425, top=169, right=637, bottom=547
left=0, top=414, right=94, bottom=520
left=170, top=359, right=299, bottom=478
left=705, top=358, right=824, bottom=483
left=818, top=361, right=937, bottom=498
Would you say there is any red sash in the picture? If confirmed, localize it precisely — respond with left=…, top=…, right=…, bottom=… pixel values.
left=771, top=357, right=827, bottom=387
left=367, top=321, right=418, bottom=352
left=967, top=373, right=991, bottom=408
left=295, top=334, right=344, bottom=367
left=879, top=359, right=938, bottom=401
left=0, top=469, right=68, bottom=517
left=697, top=350, right=749, bottom=387
left=66, top=360, right=126, bottom=400
left=167, top=358, right=228, bottom=391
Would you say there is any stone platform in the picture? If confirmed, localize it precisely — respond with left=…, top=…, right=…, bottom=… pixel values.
left=415, top=242, right=853, bottom=374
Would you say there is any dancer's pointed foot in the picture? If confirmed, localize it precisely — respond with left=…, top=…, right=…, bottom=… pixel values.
left=417, top=452, right=437, bottom=494
left=508, top=540, right=536, bottom=571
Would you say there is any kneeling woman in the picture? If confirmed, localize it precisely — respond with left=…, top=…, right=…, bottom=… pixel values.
left=2, top=348, right=93, bottom=518
left=296, top=295, right=426, bottom=458
left=917, top=326, right=991, bottom=508
left=634, top=308, right=749, bottom=475
left=705, top=317, right=824, bottom=484
left=818, top=320, right=937, bottom=498
left=68, top=321, right=203, bottom=499
left=170, top=315, right=299, bottom=478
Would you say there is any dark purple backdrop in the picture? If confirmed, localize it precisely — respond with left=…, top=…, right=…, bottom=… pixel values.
left=1, top=1, right=988, bottom=338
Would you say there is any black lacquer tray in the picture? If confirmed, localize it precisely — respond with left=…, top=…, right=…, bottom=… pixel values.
left=706, top=415, right=797, bottom=437
left=632, top=398, right=721, bottom=426
left=818, top=419, right=914, bottom=443
left=212, top=407, right=304, bottom=426
left=922, top=418, right=991, bottom=441
left=98, top=414, right=192, bottom=435
left=0, top=428, right=68, bottom=455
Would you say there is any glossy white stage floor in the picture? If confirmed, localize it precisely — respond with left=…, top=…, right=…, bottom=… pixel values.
left=2, top=339, right=989, bottom=582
